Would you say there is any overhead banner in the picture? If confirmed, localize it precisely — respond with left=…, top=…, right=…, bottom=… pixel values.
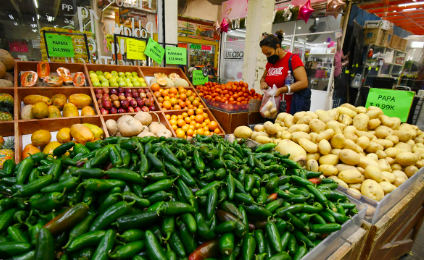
left=365, top=88, right=415, bottom=122
left=126, top=38, right=147, bottom=60
left=193, top=70, right=208, bottom=85
left=144, top=38, right=164, bottom=64
left=165, top=47, right=187, bottom=65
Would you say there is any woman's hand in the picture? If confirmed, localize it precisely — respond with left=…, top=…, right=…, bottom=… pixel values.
left=260, top=81, right=269, bottom=90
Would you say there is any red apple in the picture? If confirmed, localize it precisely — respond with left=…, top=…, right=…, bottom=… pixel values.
left=103, top=100, right=112, bottom=109
left=119, top=95, right=126, bottom=101
left=118, top=108, right=126, bottom=113
left=129, top=99, right=137, bottom=107
left=102, top=94, right=110, bottom=101
left=113, top=100, right=120, bottom=108
left=110, top=94, right=119, bottom=101
left=132, top=92, right=140, bottom=98
left=102, top=87, right=110, bottom=94
left=144, top=99, right=151, bottom=107
left=120, top=100, right=129, bottom=108
left=100, top=108, right=109, bottom=114
left=118, top=87, right=124, bottom=93
left=125, top=92, right=132, bottom=98
left=146, top=92, right=152, bottom=98
left=125, top=88, right=131, bottom=94
left=134, top=106, right=142, bottom=112
left=137, top=99, right=144, bottom=107
left=140, top=93, right=147, bottom=98
left=110, top=88, right=118, bottom=95
left=149, top=105, right=155, bottom=111
left=95, top=89, right=103, bottom=94
left=138, top=88, right=145, bottom=93
left=141, top=106, right=149, bottom=112
left=97, top=99, right=103, bottom=108
left=110, top=107, right=118, bottom=114
left=127, top=107, right=134, bottom=113
left=96, top=93, right=103, bottom=100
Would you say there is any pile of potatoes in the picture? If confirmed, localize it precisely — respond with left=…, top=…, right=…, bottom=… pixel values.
left=234, top=104, right=424, bottom=202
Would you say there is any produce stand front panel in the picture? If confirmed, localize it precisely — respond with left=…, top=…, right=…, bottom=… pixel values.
left=327, top=228, right=369, bottom=260
left=209, top=108, right=264, bottom=134
left=360, top=179, right=424, bottom=260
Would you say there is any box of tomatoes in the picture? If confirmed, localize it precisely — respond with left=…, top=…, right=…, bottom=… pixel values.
left=196, top=81, right=262, bottom=113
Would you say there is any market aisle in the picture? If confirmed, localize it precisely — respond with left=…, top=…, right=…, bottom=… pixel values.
left=399, top=224, right=424, bottom=259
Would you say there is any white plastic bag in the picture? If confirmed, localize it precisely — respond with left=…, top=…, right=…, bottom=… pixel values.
left=260, top=84, right=280, bottom=119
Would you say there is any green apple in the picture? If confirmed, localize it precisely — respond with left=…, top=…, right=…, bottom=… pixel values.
left=131, top=72, right=138, bottom=77
left=111, top=71, right=118, bottom=76
left=105, top=74, right=113, bottom=80
left=101, top=81, right=109, bottom=87
left=133, top=75, right=139, bottom=79
left=141, top=83, right=147, bottom=87
left=91, top=78, right=100, bottom=84
left=110, top=82, right=119, bottom=87
left=131, top=78, right=138, bottom=83
left=118, top=72, right=125, bottom=77
left=96, top=70, right=103, bottom=75
left=109, top=78, right=117, bottom=83
left=98, top=75, right=106, bottom=81
left=101, top=78, right=109, bottom=84
left=133, top=81, right=141, bottom=87
left=93, top=81, right=101, bottom=87
left=125, top=78, right=131, bottom=83
left=89, top=70, right=95, bottom=74
left=119, top=81, right=126, bottom=87
left=138, top=78, right=145, bottom=83
left=127, top=82, right=134, bottom=87
left=125, top=72, right=132, bottom=77
left=89, top=73, right=98, bottom=78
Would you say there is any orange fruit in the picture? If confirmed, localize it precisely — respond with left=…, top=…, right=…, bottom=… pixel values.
left=169, top=87, right=178, bottom=95
left=187, top=129, right=194, bottom=136
left=208, top=121, right=218, bottom=130
left=214, top=128, right=221, bottom=134
left=192, top=99, right=200, bottom=106
left=190, top=120, right=196, bottom=126
left=197, top=128, right=204, bottom=135
left=172, top=125, right=178, bottom=130
left=195, top=115, right=204, bottom=123
left=179, top=87, right=187, bottom=93
left=182, top=112, right=188, bottom=118
left=204, top=119, right=211, bottom=124
left=188, top=96, right=195, bottom=102
left=204, top=130, right=211, bottom=136
left=174, top=105, right=181, bottom=110
left=182, top=125, right=189, bottom=132
left=163, top=101, right=172, bottom=109
left=185, top=100, right=192, bottom=106
left=169, top=93, right=175, bottom=98
left=162, top=108, right=167, bottom=111
left=176, top=129, right=185, bottom=138
left=170, top=98, right=178, bottom=105
left=184, top=117, right=191, bottom=123
left=169, top=119, right=177, bottom=125
left=177, top=119, right=186, bottom=127
left=186, top=90, right=193, bottom=96
left=196, top=108, right=204, bottom=115
left=171, top=115, right=177, bottom=120
left=158, top=102, right=163, bottom=107
left=177, top=115, right=183, bottom=120
left=199, top=105, right=204, bottom=109
left=195, top=123, right=202, bottom=129
left=187, top=109, right=194, bottom=116
left=179, top=102, right=186, bottom=109
left=158, top=97, right=164, bottom=103
left=151, top=83, right=160, bottom=92
left=202, top=122, right=207, bottom=127
left=188, top=105, right=194, bottom=109
left=164, top=96, right=170, bottom=101
left=180, top=94, right=187, bottom=101
left=203, top=126, right=209, bottom=131
left=203, top=113, right=208, bottom=119
left=190, top=115, right=195, bottom=120
left=189, top=125, right=195, bottom=130
left=154, top=91, right=161, bottom=98
left=166, top=114, right=171, bottom=119
left=162, top=90, right=169, bottom=96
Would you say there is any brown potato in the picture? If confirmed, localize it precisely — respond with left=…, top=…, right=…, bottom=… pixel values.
left=338, top=169, right=364, bottom=184
left=404, top=165, right=418, bottom=177
left=330, top=134, right=346, bottom=149
left=396, top=152, right=418, bottom=166
left=361, top=179, right=384, bottom=201
left=353, top=113, right=369, bottom=131
left=309, top=119, right=326, bottom=133
left=368, top=118, right=381, bottom=130
left=357, top=136, right=370, bottom=150
left=339, top=149, right=360, bottom=165
left=381, top=171, right=396, bottom=183
left=319, top=154, right=339, bottom=165
left=318, top=139, right=331, bottom=155
left=365, top=165, right=383, bottom=182
left=306, top=153, right=321, bottom=161
left=306, top=159, right=319, bottom=172
left=319, top=164, right=338, bottom=176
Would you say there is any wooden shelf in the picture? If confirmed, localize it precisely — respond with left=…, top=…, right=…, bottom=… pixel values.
left=4, top=61, right=226, bottom=163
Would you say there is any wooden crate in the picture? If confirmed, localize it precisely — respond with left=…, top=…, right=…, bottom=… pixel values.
left=327, top=228, right=369, bottom=260
left=209, top=108, right=264, bottom=134
left=1, top=62, right=228, bottom=162
left=359, top=180, right=424, bottom=260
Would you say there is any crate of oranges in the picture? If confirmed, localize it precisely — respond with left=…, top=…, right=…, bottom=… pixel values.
left=151, top=84, right=206, bottom=111
left=165, top=108, right=223, bottom=139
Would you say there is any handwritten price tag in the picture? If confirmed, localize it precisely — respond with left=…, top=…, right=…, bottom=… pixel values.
left=126, top=39, right=146, bottom=60
left=144, top=38, right=165, bottom=64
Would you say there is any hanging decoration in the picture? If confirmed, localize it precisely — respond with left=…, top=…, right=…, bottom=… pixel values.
left=221, top=18, right=230, bottom=33
left=326, top=0, right=346, bottom=19
left=327, top=37, right=335, bottom=48
left=213, top=20, right=221, bottom=35
left=299, top=0, right=314, bottom=23
left=282, top=5, right=294, bottom=22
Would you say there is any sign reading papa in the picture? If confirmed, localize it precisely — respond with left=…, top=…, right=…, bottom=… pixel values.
left=193, top=70, right=208, bottom=85
left=365, top=88, right=415, bottom=122
left=144, top=38, right=165, bottom=64
left=165, top=47, right=187, bottom=65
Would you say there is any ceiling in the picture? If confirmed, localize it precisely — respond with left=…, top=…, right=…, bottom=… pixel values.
left=358, top=0, right=424, bottom=35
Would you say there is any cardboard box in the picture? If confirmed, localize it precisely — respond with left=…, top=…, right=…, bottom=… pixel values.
left=382, top=29, right=393, bottom=47
left=364, top=28, right=384, bottom=45
left=390, top=35, right=400, bottom=49
left=398, top=39, right=407, bottom=52
left=364, top=20, right=393, bottom=30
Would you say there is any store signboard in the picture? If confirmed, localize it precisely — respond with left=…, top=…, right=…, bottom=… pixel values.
left=126, top=38, right=147, bottom=60
left=193, top=70, right=208, bottom=85
left=365, top=88, right=415, bottom=122
left=45, top=33, right=74, bottom=58
left=221, top=40, right=244, bottom=82
left=177, top=20, right=216, bottom=41
left=191, top=44, right=201, bottom=50
left=165, top=47, right=187, bottom=65
left=144, top=38, right=164, bottom=63
left=201, top=45, right=212, bottom=51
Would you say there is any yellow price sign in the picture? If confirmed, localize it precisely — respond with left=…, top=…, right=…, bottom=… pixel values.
left=126, top=38, right=147, bottom=60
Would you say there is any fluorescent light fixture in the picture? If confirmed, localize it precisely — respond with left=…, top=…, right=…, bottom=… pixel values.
left=33, top=0, right=38, bottom=8
left=298, top=27, right=301, bottom=29
left=37, top=14, right=40, bottom=19
left=393, top=10, right=397, bottom=12
left=9, top=15, right=14, bottom=20
left=403, top=8, right=417, bottom=11
left=32, top=29, right=37, bottom=32
left=411, top=41, right=424, bottom=48
left=47, top=15, right=54, bottom=22
left=398, top=1, right=424, bottom=7
left=30, top=24, right=37, bottom=28
left=32, top=17, right=35, bottom=21
left=323, top=42, right=327, bottom=44
left=14, top=22, right=18, bottom=26
left=283, top=33, right=285, bottom=35
left=316, top=18, right=319, bottom=21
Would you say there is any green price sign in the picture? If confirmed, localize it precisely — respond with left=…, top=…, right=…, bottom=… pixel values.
left=365, top=88, right=415, bottom=122
left=144, top=38, right=165, bottom=64
left=45, top=33, right=74, bottom=58
left=191, top=44, right=201, bottom=50
left=193, top=70, right=208, bottom=85
left=126, top=38, right=146, bottom=60
left=165, top=47, right=187, bottom=65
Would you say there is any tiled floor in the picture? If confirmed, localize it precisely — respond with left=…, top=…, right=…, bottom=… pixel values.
left=399, top=224, right=424, bottom=259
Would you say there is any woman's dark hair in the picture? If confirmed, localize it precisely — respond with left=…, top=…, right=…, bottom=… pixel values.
left=259, top=30, right=284, bottom=49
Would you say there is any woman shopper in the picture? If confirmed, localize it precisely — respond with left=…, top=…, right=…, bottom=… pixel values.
left=259, top=30, right=310, bottom=114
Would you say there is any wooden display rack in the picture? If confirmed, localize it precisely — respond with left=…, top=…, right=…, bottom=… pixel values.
left=5, top=61, right=225, bottom=163
left=209, top=108, right=264, bottom=134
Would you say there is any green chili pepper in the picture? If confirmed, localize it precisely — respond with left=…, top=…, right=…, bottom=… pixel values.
left=29, top=190, right=66, bottom=212
left=63, top=209, right=95, bottom=249
left=33, top=228, right=54, bottom=260
left=7, top=226, right=30, bottom=243
left=169, top=231, right=186, bottom=257
left=16, top=157, right=34, bottom=185
left=53, top=142, right=75, bottom=157
left=104, top=168, right=146, bottom=184
left=77, top=179, right=126, bottom=192
left=13, top=175, right=53, bottom=197
left=92, top=229, right=115, bottom=260
left=40, top=176, right=80, bottom=193
left=142, top=178, right=177, bottom=194
left=43, top=202, right=89, bottom=236
left=145, top=230, right=167, bottom=260
left=147, top=152, right=164, bottom=172
left=196, top=213, right=215, bottom=240
left=241, top=234, right=256, bottom=260
left=234, top=193, right=256, bottom=205
left=108, top=240, right=145, bottom=259
left=90, top=200, right=135, bottom=231
left=206, top=187, right=218, bottom=219
left=66, top=230, right=106, bottom=252
left=193, top=150, right=205, bottom=172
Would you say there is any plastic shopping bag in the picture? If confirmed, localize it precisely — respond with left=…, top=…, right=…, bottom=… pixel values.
left=260, top=84, right=280, bottom=119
